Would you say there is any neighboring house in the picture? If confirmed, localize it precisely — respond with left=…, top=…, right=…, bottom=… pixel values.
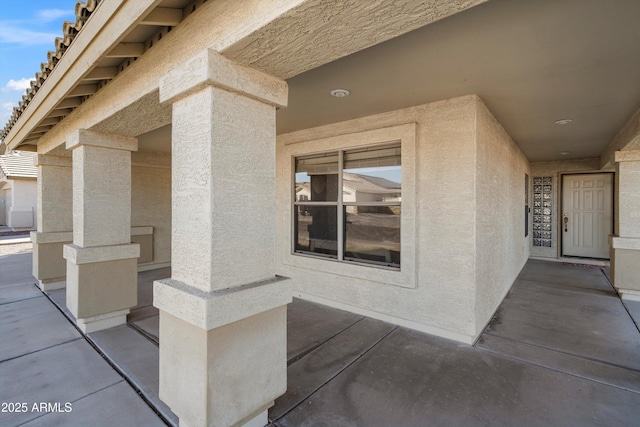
left=0, top=151, right=37, bottom=229
left=342, top=172, right=402, bottom=205
left=294, top=181, right=310, bottom=202
left=0, top=1, right=639, bottom=426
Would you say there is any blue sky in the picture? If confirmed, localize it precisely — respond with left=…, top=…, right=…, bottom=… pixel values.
left=0, top=0, right=77, bottom=126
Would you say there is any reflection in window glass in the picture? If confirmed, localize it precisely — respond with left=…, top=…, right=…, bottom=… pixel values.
left=342, top=166, right=401, bottom=204
left=295, top=153, right=339, bottom=202
left=293, top=143, right=401, bottom=269
left=344, top=207, right=400, bottom=267
left=343, top=145, right=401, bottom=203
left=294, top=205, right=337, bottom=258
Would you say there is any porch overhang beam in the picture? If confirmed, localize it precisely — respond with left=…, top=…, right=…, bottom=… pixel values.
left=106, top=43, right=145, bottom=58
left=84, top=67, right=118, bottom=81
left=141, top=8, right=183, bottom=26
left=39, top=117, right=61, bottom=126
left=33, top=125, right=54, bottom=133
left=48, top=109, right=74, bottom=118
left=55, top=98, right=82, bottom=109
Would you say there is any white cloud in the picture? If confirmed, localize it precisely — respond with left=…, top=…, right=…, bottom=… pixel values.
left=2, top=102, right=15, bottom=110
left=0, top=23, right=59, bottom=46
left=5, top=78, right=35, bottom=91
left=37, top=9, right=74, bottom=23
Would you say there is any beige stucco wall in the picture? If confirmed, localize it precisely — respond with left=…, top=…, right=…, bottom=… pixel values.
left=1, top=186, right=10, bottom=226
left=474, top=99, right=530, bottom=335
left=276, top=95, right=528, bottom=343
left=0, top=187, right=6, bottom=225
left=612, top=151, right=640, bottom=298
left=529, top=158, right=610, bottom=259
left=6, top=178, right=37, bottom=228
left=131, top=153, right=171, bottom=267
left=600, top=108, right=640, bottom=169
left=12, top=178, right=37, bottom=208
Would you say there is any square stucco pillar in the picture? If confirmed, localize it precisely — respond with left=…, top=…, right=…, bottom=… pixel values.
left=63, top=130, right=140, bottom=333
left=31, top=154, right=73, bottom=291
left=611, top=150, right=640, bottom=301
left=155, top=49, right=292, bottom=427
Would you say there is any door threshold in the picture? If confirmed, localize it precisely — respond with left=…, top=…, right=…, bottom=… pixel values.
left=529, top=256, right=610, bottom=267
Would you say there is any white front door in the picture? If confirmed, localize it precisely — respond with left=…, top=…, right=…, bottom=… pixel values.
left=562, top=173, right=613, bottom=259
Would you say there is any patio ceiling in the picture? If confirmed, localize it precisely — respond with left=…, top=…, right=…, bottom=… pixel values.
left=5, top=0, right=638, bottom=164
left=277, top=0, right=640, bottom=162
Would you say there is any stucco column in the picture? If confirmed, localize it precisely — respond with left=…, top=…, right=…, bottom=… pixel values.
left=155, top=49, right=292, bottom=427
left=63, top=130, right=140, bottom=333
left=611, top=150, right=640, bottom=301
left=31, top=154, right=72, bottom=290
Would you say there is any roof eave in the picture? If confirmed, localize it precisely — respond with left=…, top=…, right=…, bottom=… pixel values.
left=3, top=0, right=160, bottom=152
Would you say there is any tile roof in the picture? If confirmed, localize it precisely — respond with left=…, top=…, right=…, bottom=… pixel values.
left=0, top=152, right=38, bottom=179
left=0, top=1, right=101, bottom=141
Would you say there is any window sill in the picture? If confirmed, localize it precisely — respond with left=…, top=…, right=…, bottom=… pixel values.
left=294, top=251, right=401, bottom=271
left=285, top=251, right=415, bottom=289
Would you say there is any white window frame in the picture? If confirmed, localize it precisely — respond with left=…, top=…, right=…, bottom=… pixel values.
left=282, top=123, right=417, bottom=289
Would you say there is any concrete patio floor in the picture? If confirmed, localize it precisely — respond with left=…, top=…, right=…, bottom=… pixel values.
left=1, top=246, right=639, bottom=426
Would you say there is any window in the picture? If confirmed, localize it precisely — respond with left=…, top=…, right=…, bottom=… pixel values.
left=293, top=143, right=401, bottom=268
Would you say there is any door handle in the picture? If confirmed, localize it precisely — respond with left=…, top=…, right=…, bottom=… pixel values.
left=563, top=214, right=569, bottom=232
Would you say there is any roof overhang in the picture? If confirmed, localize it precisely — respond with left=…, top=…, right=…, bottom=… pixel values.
left=2, top=0, right=192, bottom=151
left=2, top=0, right=488, bottom=154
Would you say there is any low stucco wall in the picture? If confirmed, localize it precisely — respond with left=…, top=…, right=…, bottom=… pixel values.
left=131, top=153, right=171, bottom=267
left=276, top=95, right=529, bottom=343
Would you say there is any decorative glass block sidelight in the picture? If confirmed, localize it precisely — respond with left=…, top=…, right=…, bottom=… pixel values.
left=532, top=176, right=553, bottom=247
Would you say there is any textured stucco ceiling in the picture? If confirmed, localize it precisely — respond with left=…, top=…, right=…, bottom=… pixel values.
left=276, top=0, right=640, bottom=162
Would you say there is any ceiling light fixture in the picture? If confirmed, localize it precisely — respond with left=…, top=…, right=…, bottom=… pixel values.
left=558, top=151, right=571, bottom=156
left=330, top=89, right=351, bottom=97
left=554, top=119, right=573, bottom=125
